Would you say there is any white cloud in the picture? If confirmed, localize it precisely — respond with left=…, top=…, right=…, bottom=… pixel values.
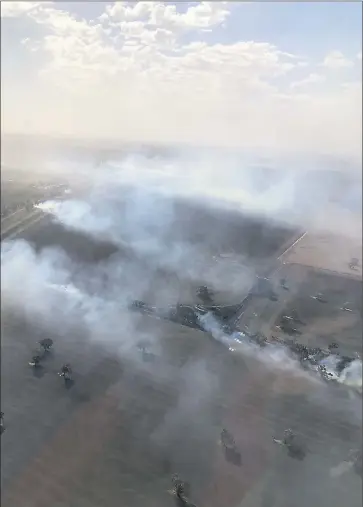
left=0, top=1, right=50, bottom=18
left=357, top=51, right=362, bottom=61
left=290, top=73, right=325, bottom=89
left=322, top=50, right=354, bottom=69
left=100, top=1, right=230, bottom=31
left=1, top=2, right=361, bottom=160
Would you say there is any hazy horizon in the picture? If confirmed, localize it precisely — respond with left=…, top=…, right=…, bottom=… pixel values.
left=1, top=2, right=362, bottom=161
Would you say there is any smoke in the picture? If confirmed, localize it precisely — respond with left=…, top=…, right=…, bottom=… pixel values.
left=1, top=239, right=188, bottom=400
left=198, top=311, right=362, bottom=396
left=1, top=149, right=362, bottom=437
left=34, top=158, right=268, bottom=297
left=29, top=152, right=361, bottom=304
left=36, top=151, right=362, bottom=239
left=150, top=359, right=219, bottom=448
left=1, top=237, right=172, bottom=361
left=1, top=234, right=223, bottom=450
left=199, top=312, right=312, bottom=375
left=36, top=197, right=253, bottom=294
left=336, top=359, right=362, bottom=390
left=1, top=240, right=74, bottom=325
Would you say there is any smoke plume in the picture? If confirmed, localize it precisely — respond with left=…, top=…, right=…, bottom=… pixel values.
left=1, top=150, right=362, bottom=420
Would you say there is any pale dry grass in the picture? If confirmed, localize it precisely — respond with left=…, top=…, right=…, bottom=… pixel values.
left=280, top=233, right=362, bottom=279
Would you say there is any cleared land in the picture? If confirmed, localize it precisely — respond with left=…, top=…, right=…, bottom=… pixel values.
left=279, top=231, right=362, bottom=279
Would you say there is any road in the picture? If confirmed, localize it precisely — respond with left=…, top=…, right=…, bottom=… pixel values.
left=1, top=210, right=362, bottom=507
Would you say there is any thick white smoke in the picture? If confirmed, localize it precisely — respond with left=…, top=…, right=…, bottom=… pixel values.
left=34, top=164, right=264, bottom=299
left=2, top=150, right=362, bottom=418
left=36, top=152, right=362, bottom=240
left=198, top=311, right=362, bottom=395
left=32, top=152, right=361, bottom=301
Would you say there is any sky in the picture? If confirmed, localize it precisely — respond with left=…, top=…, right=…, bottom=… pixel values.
left=1, top=1, right=362, bottom=159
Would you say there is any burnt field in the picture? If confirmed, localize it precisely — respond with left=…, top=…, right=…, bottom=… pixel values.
left=276, top=266, right=362, bottom=355
left=237, top=262, right=362, bottom=357
left=1, top=172, right=362, bottom=507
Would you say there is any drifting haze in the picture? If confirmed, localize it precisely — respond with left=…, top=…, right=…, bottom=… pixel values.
left=1, top=148, right=362, bottom=438
left=31, top=148, right=362, bottom=244
left=1, top=0, right=362, bottom=427
left=1, top=1, right=362, bottom=159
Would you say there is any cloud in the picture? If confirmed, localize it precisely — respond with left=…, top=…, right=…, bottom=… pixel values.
left=0, top=1, right=50, bottom=18
left=100, top=1, right=230, bottom=31
left=322, top=50, right=354, bottom=70
left=1, top=2, right=361, bottom=160
left=290, top=73, right=326, bottom=89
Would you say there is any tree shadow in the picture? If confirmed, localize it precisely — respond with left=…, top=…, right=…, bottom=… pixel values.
left=224, top=446, right=242, bottom=467
left=64, top=378, right=75, bottom=390
left=287, top=445, right=306, bottom=461
left=32, top=365, right=46, bottom=379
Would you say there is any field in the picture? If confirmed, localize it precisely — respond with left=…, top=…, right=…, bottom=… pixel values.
left=1, top=169, right=362, bottom=507
left=238, top=263, right=362, bottom=354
